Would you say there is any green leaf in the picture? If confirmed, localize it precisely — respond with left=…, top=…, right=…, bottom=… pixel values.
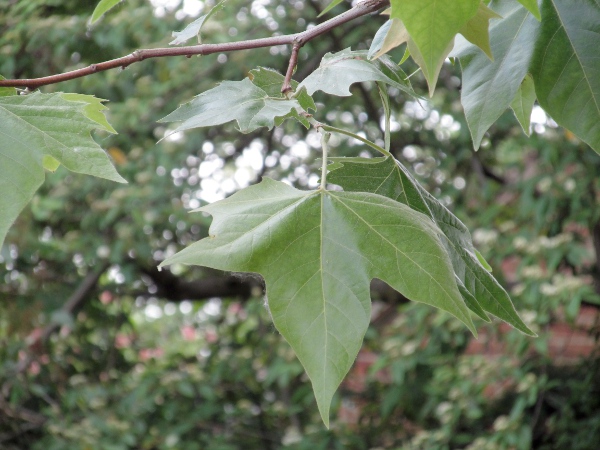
left=475, top=249, right=493, bottom=272
left=89, top=0, right=123, bottom=25
left=455, top=0, right=540, bottom=149
left=170, top=0, right=227, bottom=45
left=517, top=0, right=541, bottom=20
left=297, top=49, right=418, bottom=99
left=510, top=74, right=536, bottom=136
left=159, top=77, right=304, bottom=134
left=327, top=156, right=536, bottom=336
left=61, top=93, right=117, bottom=134
left=407, top=37, right=455, bottom=97
left=0, top=75, right=17, bottom=97
left=0, top=92, right=124, bottom=246
left=530, top=0, right=600, bottom=153
left=368, top=19, right=410, bottom=60
left=160, top=178, right=475, bottom=426
left=390, top=0, right=480, bottom=94
left=459, top=2, right=503, bottom=60
left=318, top=0, right=346, bottom=17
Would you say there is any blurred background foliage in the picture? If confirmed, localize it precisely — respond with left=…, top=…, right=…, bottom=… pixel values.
left=1, top=0, right=599, bottom=448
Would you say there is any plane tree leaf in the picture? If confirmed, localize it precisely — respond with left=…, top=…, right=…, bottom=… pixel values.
left=390, top=0, right=479, bottom=94
left=90, top=0, right=124, bottom=25
left=454, top=0, right=540, bottom=149
left=318, top=0, right=346, bottom=17
left=510, top=73, right=536, bottom=136
left=517, top=0, right=541, bottom=20
left=170, top=0, right=227, bottom=45
left=327, top=156, right=535, bottom=336
left=0, top=92, right=124, bottom=246
left=160, top=178, right=475, bottom=426
left=367, top=19, right=410, bottom=60
left=159, top=76, right=307, bottom=134
left=297, top=49, right=418, bottom=99
left=459, top=1, right=503, bottom=59
left=530, top=0, right=600, bottom=153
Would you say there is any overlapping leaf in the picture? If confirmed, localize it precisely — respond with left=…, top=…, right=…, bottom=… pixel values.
left=160, top=72, right=312, bottom=134
left=160, top=178, right=475, bottom=426
left=390, top=0, right=479, bottom=94
left=454, top=0, right=540, bottom=149
left=0, top=92, right=124, bottom=246
left=328, top=156, right=535, bottom=336
left=530, top=0, right=600, bottom=153
left=510, top=74, right=536, bottom=135
left=297, top=49, right=417, bottom=98
left=90, top=0, right=124, bottom=25
left=170, top=0, right=227, bottom=45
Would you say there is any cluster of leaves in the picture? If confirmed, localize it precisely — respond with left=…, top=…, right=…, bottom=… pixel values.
left=1, top=0, right=599, bottom=438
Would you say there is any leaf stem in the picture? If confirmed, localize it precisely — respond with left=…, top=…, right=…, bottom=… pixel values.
left=281, top=42, right=302, bottom=95
left=308, top=117, right=392, bottom=158
left=319, top=128, right=331, bottom=190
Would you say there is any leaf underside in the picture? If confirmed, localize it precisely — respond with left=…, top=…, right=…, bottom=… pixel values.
left=327, top=156, right=535, bottom=336
left=160, top=178, right=475, bottom=426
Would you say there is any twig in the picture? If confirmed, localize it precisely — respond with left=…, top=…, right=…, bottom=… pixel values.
left=0, top=0, right=389, bottom=89
left=281, top=41, right=302, bottom=94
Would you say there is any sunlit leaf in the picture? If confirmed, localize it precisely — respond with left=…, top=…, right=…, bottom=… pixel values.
left=0, top=92, right=124, bottom=246
left=328, top=156, right=536, bottom=336
left=459, top=1, right=503, bottom=59
left=391, top=0, right=479, bottom=94
left=160, top=178, right=475, bottom=426
left=517, top=0, right=541, bottom=20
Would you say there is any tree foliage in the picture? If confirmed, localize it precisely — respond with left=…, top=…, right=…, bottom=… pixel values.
left=1, top=0, right=599, bottom=447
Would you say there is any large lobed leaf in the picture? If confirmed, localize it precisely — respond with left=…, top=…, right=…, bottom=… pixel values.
left=0, top=92, right=124, bottom=247
left=159, top=74, right=310, bottom=134
left=328, top=156, right=535, bottom=336
left=160, top=178, right=475, bottom=426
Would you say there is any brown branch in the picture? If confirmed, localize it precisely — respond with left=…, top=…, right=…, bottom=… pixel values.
left=281, top=41, right=302, bottom=94
left=0, top=0, right=389, bottom=89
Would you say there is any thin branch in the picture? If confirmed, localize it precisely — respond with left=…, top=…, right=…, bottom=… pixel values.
left=0, top=0, right=389, bottom=89
left=281, top=41, right=302, bottom=94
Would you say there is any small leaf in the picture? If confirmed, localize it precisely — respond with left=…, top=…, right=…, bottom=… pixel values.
left=391, top=0, right=480, bottom=94
left=327, top=156, right=536, bottom=335
left=0, top=92, right=125, bottom=246
left=318, top=0, right=346, bottom=17
left=90, top=0, right=123, bottom=25
left=297, top=49, right=418, bottom=98
left=368, top=19, right=410, bottom=60
left=459, top=1, right=503, bottom=60
left=475, top=250, right=493, bottom=272
left=170, top=0, right=227, bottom=46
left=43, top=155, right=61, bottom=172
left=159, top=78, right=303, bottom=134
left=160, top=178, right=475, bottom=426
left=516, top=0, right=541, bottom=20
left=455, top=0, right=540, bottom=149
left=61, top=93, right=117, bottom=134
left=530, top=0, right=600, bottom=153
left=510, top=74, right=536, bottom=136
left=249, top=67, right=316, bottom=112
